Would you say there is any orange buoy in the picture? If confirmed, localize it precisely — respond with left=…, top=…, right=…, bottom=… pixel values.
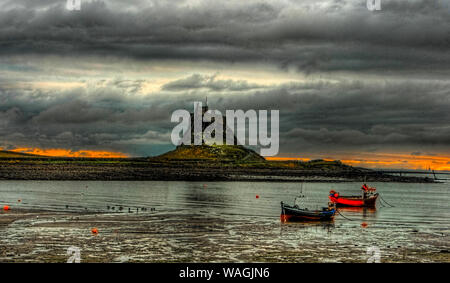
left=361, top=222, right=368, bottom=228
left=256, top=195, right=260, bottom=199
left=91, top=228, right=99, bottom=235
left=3, top=205, right=10, bottom=211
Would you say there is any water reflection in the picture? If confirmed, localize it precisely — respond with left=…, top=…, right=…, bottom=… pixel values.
left=280, top=221, right=335, bottom=233
left=182, top=182, right=234, bottom=210
left=337, top=207, right=378, bottom=220
left=0, top=180, right=448, bottom=262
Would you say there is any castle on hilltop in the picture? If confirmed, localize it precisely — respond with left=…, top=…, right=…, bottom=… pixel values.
left=180, top=99, right=239, bottom=146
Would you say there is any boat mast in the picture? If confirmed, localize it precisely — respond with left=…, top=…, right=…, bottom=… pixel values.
left=295, top=183, right=305, bottom=207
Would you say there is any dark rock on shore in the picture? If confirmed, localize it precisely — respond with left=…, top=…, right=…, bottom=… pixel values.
left=0, top=159, right=434, bottom=183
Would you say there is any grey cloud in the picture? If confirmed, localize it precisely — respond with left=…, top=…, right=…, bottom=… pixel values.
left=108, top=79, right=145, bottom=94
left=162, top=74, right=265, bottom=92
left=0, top=0, right=449, bottom=73
left=33, top=100, right=113, bottom=124
left=0, top=0, right=449, bottom=157
left=1, top=76, right=449, bottom=156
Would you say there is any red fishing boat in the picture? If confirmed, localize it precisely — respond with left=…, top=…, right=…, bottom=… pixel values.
left=329, top=184, right=378, bottom=208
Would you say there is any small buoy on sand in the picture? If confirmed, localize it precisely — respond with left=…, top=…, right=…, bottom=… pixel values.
left=3, top=205, right=10, bottom=211
left=91, top=228, right=98, bottom=235
left=361, top=222, right=368, bottom=228
left=256, top=195, right=260, bottom=199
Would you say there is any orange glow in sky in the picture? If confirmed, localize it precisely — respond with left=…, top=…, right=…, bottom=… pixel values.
left=3, top=146, right=450, bottom=170
left=266, top=153, right=450, bottom=171
left=9, top=147, right=128, bottom=158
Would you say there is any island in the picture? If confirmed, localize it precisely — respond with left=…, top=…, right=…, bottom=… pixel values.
left=0, top=145, right=434, bottom=183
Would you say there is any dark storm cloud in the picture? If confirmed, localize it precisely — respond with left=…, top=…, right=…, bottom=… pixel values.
left=34, top=100, right=113, bottom=124
left=0, top=81, right=181, bottom=154
left=1, top=74, right=449, bottom=156
left=0, top=0, right=449, bottom=73
left=0, top=0, right=449, bottom=157
left=164, top=76, right=450, bottom=154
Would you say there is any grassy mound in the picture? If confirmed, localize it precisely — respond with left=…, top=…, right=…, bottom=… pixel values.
left=266, top=159, right=357, bottom=171
left=153, top=145, right=266, bottom=163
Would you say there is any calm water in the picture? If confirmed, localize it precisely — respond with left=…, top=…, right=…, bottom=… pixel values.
left=0, top=180, right=449, bottom=262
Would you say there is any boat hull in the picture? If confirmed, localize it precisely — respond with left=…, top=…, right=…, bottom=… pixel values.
left=280, top=202, right=335, bottom=222
left=329, top=193, right=378, bottom=207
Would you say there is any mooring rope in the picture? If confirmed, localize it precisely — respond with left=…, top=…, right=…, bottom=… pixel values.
left=379, top=194, right=395, bottom=207
left=335, top=208, right=354, bottom=221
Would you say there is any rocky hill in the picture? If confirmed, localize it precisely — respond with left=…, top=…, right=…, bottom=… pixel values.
left=153, top=145, right=266, bottom=163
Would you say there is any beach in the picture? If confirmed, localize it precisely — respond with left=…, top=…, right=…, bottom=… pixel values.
left=0, top=157, right=434, bottom=183
left=0, top=181, right=448, bottom=263
left=0, top=208, right=448, bottom=263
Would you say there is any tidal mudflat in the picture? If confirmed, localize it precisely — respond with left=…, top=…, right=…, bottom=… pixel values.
left=0, top=181, right=448, bottom=262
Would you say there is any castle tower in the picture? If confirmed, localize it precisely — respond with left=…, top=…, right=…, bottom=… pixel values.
left=180, top=99, right=238, bottom=146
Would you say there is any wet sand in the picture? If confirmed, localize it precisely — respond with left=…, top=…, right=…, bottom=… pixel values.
left=0, top=208, right=448, bottom=263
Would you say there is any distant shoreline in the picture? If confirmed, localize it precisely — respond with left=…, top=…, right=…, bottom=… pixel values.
left=0, top=157, right=435, bottom=183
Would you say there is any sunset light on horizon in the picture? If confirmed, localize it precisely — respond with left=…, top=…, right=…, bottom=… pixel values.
left=1, top=147, right=128, bottom=158
left=268, top=153, right=450, bottom=171
left=2, top=145, right=449, bottom=170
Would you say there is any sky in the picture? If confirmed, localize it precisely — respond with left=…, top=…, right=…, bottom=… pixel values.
left=0, top=0, right=449, bottom=170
